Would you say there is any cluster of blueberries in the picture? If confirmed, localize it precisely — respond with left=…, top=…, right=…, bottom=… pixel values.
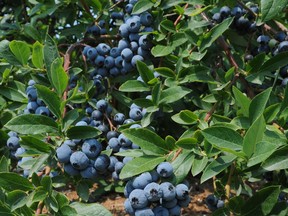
left=83, top=0, right=154, bottom=77
left=212, top=5, right=258, bottom=34
left=124, top=162, right=191, bottom=216
left=205, top=194, right=224, bottom=212
left=23, top=80, right=51, bottom=116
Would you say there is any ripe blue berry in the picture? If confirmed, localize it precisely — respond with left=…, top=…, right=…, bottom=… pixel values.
left=56, top=144, right=72, bottom=163
left=114, top=113, right=126, bottom=125
left=124, top=180, right=135, bottom=198
left=94, top=154, right=110, bottom=172
left=96, top=99, right=108, bottom=111
left=135, top=208, right=154, bottom=216
left=144, top=182, right=162, bottom=201
left=118, top=134, right=132, bottom=147
left=125, top=4, right=133, bottom=14
left=96, top=43, right=111, bottom=55
left=119, top=23, right=130, bottom=38
left=81, top=139, right=102, bottom=159
left=70, top=151, right=89, bottom=170
left=139, top=35, right=152, bottom=50
left=126, top=16, right=141, bottom=33
left=140, top=12, right=153, bottom=26
left=175, top=184, right=189, bottom=200
left=220, top=6, right=231, bottom=18
left=121, top=48, right=133, bottom=61
left=104, top=56, right=115, bottom=69
left=178, top=196, right=191, bottom=207
left=6, top=136, right=20, bottom=150
left=91, top=110, right=103, bottom=120
left=108, top=156, right=119, bottom=172
left=86, top=47, right=98, bottom=61
left=106, top=131, right=119, bottom=140
left=80, top=166, right=98, bottom=179
left=132, top=172, right=153, bottom=189
left=129, top=107, right=143, bottom=121
left=124, top=199, right=135, bottom=215
left=94, top=55, right=105, bottom=67
left=129, top=189, right=149, bottom=209
left=153, top=206, right=169, bottom=216
left=35, top=106, right=50, bottom=116
left=131, top=55, right=144, bottom=67
left=108, top=137, right=121, bottom=152
left=115, top=161, right=125, bottom=174
left=168, top=205, right=181, bottom=216
left=110, top=47, right=121, bottom=58
left=156, top=162, right=173, bottom=178
left=160, top=182, right=176, bottom=201
left=64, top=163, right=80, bottom=176
left=162, top=198, right=178, bottom=208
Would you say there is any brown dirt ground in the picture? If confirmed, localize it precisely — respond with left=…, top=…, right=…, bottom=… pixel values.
left=65, top=177, right=214, bottom=216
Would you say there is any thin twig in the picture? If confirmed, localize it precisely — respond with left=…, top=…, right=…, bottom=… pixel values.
left=225, top=162, right=235, bottom=202
left=80, top=0, right=93, bottom=18
left=174, top=3, right=189, bottom=26
left=204, top=103, right=218, bottom=122
left=36, top=201, right=44, bottom=215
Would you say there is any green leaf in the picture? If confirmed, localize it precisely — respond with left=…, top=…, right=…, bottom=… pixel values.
left=0, top=86, right=26, bottom=102
left=151, top=45, right=174, bottom=57
left=119, top=80, right=150, bottom=92
left=228, top=196, right=245, bottom=215
left=160, top=20, right=176, bottom=33
left=7, top=190, right=28, bottom=211
left=243, top=115, right=266, bottom=158
left=258, top=51, right=288, bottom=73
left=9, top=40, right=31, bottom=65
left=155, top=67, right=176, bottom=78
left=122, top=128, right=169, bottom=155
left=200, top=154, right=236, bottom=183
left=132, top=0, right=154, bottom=14
left=70, top=202, right=112, bottom=216
left=67, top=126, right=101, bottom=139
left=171, top=110, right=198, bottom=125
left=264, top=103, right=280, bottom=123
left=35, top=84, right=62, bottom=119
left=159, top=86, right=191, bottom=104
left=46, top=195, right=59, bottom=212
left=172, top=151, right=194, bottom=183
left=0, top=40, right=21, bottom=65
left=151, top=82, right=161, bottom=105
left=241, top=185, right=280, bottom=215
left=247, top=141, right=278, bottom=167
left=41, top=176, right=52, bottom=193
left=44, top=34, right=60, bottom=83
left=201, top=126, right=243, bottom=152
left=0, top=156, right=9, bottom=172
left=232, top=86, right=251, bottom=117
left=76, top=181, right=89, bottom=202
left=269, top=201, right=288, bottom=216
left=50, top=58, right=68, bottom=96
left=191, top=156, right=208, bottom=176
left=29, top=154, right=49, bottom=177
left=175, top=137, right=197, bottom=149
left=120, top=155, right=165, bottom=179
left=177, top=66, right=216, bottom=83
left=20, top=136, right=51, bottom=153
left=5, top=114, right=58, bottom=135
left=262, top=147, right=288, bottom=171
left=261, top=0, right=288, bottom=22
left=246, top=52, right=266, bottom=73
left=55, top=192, right=69, bottom=208
left=171, top=32, right=188, bottom=48
left=32, top=41, right=44, bottom=68
left=136, top=61, right=155, bottom=84
left=200, top=17, right=234, bottom=51
left=32, top=189, right=47, bottom=203
left=60, top=205, right=78, bottom=216
left=0, top=172, right=34, bottom=191
left=249, top=87, right=272, bottom=123
left=62, top=109, right=79, bottom=131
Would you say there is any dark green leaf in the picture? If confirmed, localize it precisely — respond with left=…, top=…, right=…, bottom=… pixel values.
left=155, top=67, right=176, bottom=78
left=62, top=109, right=79, bottom=131
left=0, top=86, right=26, bottom=102
left=41, top=176, right=52, bottom=193
left=0, top=156, right=9, bottom=172
left=7, top=190, right=28, bottom=211
left=122, top=128, right=169, bottom=155
left=246, top=52, right=266, bottom=73
left=46, top=195, right=59, bottom=212
left=76, top=181, right=89, bottom=202
left=241, top=185, right=280, bottom=215
left=151, top=45, right=174, bottom=57
left=0, top=40, right=21, bottom=65
left=119, top=80, right=150, bottom=92
left=60, top=205, right=78, bottom=216
left=29, top=154, right=49, bottom=177
left=249, top=87, right=272, bottom=123
left=132, top=0, right=154, bottom=14
left=232, top=86, right=250, bottom=117
left=159, top=86, right=191, bottom=104
left=172, top=151, right=194, bottom=183
left=151, top=82, right=161, bottom=105
left=269, top=201, right=288, bottom=216
left=261, top=0, right=288, bottom=22
left=20, top=136, right=51, bottom=153
left=70, top=202, right=112, bottom=216
left=0, top=172, right=34, bottom=191
left=200, top=154, right=236, bottom=183
left=191, top=156, right=208, bottom=176
left=32, top=41, right=44, bottom=68
left=136, top=61, right=155, bottom=84
left=160, top=20, right=176, bottom=33
left=32, top=189, right=47, bottom=203
left=243, top=115, right=266, bottom=158
left=120, top=155, right=165, bottom=179
left=9, top=40, right=31, bottom=65
left=258, top=51, right=288, bottom=73
left=172, top=110, right=198, bottom=125
left=262, top=147, right=288, bottom=171
left=35, top=85, right=62, bottom=119
left=171, top=32, right=188, bottom=48
left=67, top=126, right=101, bottom=139
left=5, top=114, right=58, bottom=135
left=50, top=58, right=68, bottom=96
left=228, top=196, right=245, bottom=215
left=175, top=138, right=197, bottom=149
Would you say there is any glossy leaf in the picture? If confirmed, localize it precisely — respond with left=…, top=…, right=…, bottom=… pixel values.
left=0, top=172, right=34, bottom=191
left=132, top=0, right=154, bottom=14
left=9, top=40, right=31, bottom=65
left=71, top=202, right=112, bottom=216
left=261, top=0, right=288, bottom=22
left=67, top=126, right=101, bottom=139
left=32, top=41, right=44, bottom=68
left=262, top=147, right=288, bottom=171
left=119, top=80, right=150, bottom=92
left=50, top=58, right=68, bottom=96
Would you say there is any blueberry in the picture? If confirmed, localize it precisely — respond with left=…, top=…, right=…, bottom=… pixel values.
left=118, top=134, right=132, bottom=147
left=108, top=156, right=119, bottom=172
left=168, top=205, right=181, bottom=216
left=118, top=39, right=130, bottom=51
left=114, top=113, right=126, bottom=125
left=160, top=182, right=176, bottom=201
left=130, top=41, right=139, bottom=52
left=161, top=198, right=178, bottom=208
left=140, top=12, right=153, bottom=26
left=132, top=172, right=153, bottom=189
left=257, top=35, right=270, bottom=44
left=278, top=41, right=288, bottom=52
left=80, top=166, right=98, bottom=179
left=124, top=118, right=135, bottom=124
left=111, top=11, right=124, bottom=20
left=157, top=162, right=173, bottom=178
left=27, top=88, right=37, bottom=101
left=275, top=32, right=287, bottom=42
left=220, top=6, right=231, bottom=18
left=132, top=143, right=140, bottom=149
left=94, top=55, right=105, bottom=67
left=112, top=171, right=120, bottom=181
left=280, top=65, right=288, bottom=78
left=129, top=124, right=142, bottom=129
left=56, top=144, right=72, bottom=163
left=8, top=131, right=18, bottom=137
left=129, top=107, right=143, bottom=121
left=125, top=4, right=133, bottom=14
left=131, top=55, right=144, bottom=67
left=119, top=23, right=129, bottom=38
left=175, top=183, right=189, bottom=200
left=76, top=120, right=88, bottom=126
left=109, top=67, right=120, bottom=77
left=115, top=161, right=124, bottom=174
left=96, top=43, right=111, bottom=55
left=82, top=139, right=102, bottom=159
left=97, top=124, right=109, bottom=134
left=98, top=20, right=105, bottom=28
left=282, top=77, right=288, bottom=86
left=150, top=170, right=159, bottom=182
left=63, top=140, right=77, bottom=149
left=121, top=48, right=133, bottom=61
left=129, top=33, right=140, bottom=42
left=89, top=120, right=102, bottom=127
left=35, top=106, right=50, bottom=116
left=231, top=6, right=243, bottom=18
left=135, top=208, right=154, bottom=216
left=212, top=13, right=222, bottom=23
left=108, top=137, right=121, bottom=152
left=85, top=107, right=93, bottom=115
left=129, top=0, right=138, bottom=4
left=205, top=194, right=218, bottom=206
left=70, top=151, right=89, bottom=170
left=137, top=47, right=150, bottom=58
left=115, top=56, right=123, bottom=68
left=104, top=56, right=115, bottom=69
left=153, top=206, right=169, bottom=216
left=91, top=110, right=103, bottom=120
left=216, top=200, right=224, bottom=208
left=36, top=98, right=45, bottom=106
left=15, top=147, right=25, bottom=158
left=257, top=45, right=270, bottom=54
left=122, top=60, right=134, bottom=72
left=235, top=16, right=250, bottom=29
left=124, top=180, right=135, bottom=198
left=127, top=16, right=141, bottom=33
left=94, top=154, right=110, bottom=172
left=89, top=25, right=101, bottom=36
left=178, top=196, right=191, bottom=207
left=110, top=47, right=121, bottom=58
left=124, top=198, right=135, bottom=215
left=144, top=182, right=162, bottom=201
left=106, top=131, right=119, bottom=140
left=96, top=99, right=108, bottom=111
left=123, top=156, right=133, bottom=164
left=6, top=136, right=20, bottom=150
left=27, top=101, right=38, bottom=113
left=142, top=26, right=154, bottom=32
left=129, top=189, right=149, bottom=209
left=64, top=163, right=80, bottom=176
left=28, top=79, right=36, bottom=86
left=87, top=47, right=98, bottom=61
left=139, top=35, right=152, bottom=50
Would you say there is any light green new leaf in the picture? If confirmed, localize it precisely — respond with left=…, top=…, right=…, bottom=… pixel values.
left=151, top=45, right=174, bottom=57
left=50, top=58, right=68, bottom=96
left=32, top=41, right=44, bottom=68
left=71, top=202, right=112, bottom=216
left=119, top=80, right=150, bottom=92
left=261, top=0, right=288, bottom=22
left=232, top=86, right=250, bottom=117
left=243, top=115, right=266, bottom=158
left=9, top=40, right=31, bottom=65
left=132, top=0, right=154, bottom=14
left=159, top=86, right=191, bottom=104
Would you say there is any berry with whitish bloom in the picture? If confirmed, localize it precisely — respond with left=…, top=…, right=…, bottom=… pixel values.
left=80, top=165, right=98, bottom=179
left=135, top=207, right=154, bottom=216
left=35, top=106, right=50, bottom=116
left=64, top=163, right=80, bottom=176
left=96, top=99, right=108, bottom=112
left=82, top=139, right=102, bottom=159
left=114, top=113, right=126, bottom=125
left=129, top=107, right=143, bottom=121
left=175, top=183, right=189, bottom=200
left=144, top=182, right=162, bottom=201
left=129, top=189, right=149, bottom=209
left=56, top=144, right=72, bottom=163
left=157, top=162, right=173, bottom=178
left=118, top=134, right=132, bottom=147
left=6, top=136, right=20, bottom=150
left=94, top=154, right=110, bottom=172
left=108, top=137, right=121, bottom=152
left=168, top=205, right=181, bottom=216
left=108, top=156, right=119, bottom=172
left=153, top=206, right=169, bottom=216
left=160, top=182, right=176, bottom=201
left=70, top=151, right=89, bottom=170
left=115, top=161, right=125, bottom=174
left=124, top=199, right=135, bottom=215
left=132, top=172, right=153, bottom=189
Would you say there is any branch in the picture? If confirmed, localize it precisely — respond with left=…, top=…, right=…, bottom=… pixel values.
left=174, top=3, right=189, bottom=26
left=35, top=201, right=44, bottom=215
left=204, top=103, right=218, bottom=122
left=80, top=0, right=93, bottom=18
left=225, top=162, right=235, bottom=202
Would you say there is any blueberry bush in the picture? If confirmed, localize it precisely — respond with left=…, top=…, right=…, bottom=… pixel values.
left=0, top=0, right=288, bottom=215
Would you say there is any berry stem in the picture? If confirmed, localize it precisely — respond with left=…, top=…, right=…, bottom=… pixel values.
left=204, top=102, right=218, bottom=122
left=174, top=3, right=189, bottom=26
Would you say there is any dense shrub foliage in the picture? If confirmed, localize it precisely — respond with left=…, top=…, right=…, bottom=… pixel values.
left=0, top=0, right=288, bottom=215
